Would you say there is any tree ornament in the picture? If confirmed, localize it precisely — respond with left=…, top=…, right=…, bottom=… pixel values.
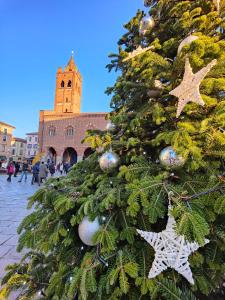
left=106, top=121, right=116, bottom=132
left=177, top=35, right=199, bottom=55
left=144, top=0, right=151, bottom=7
left=99, top=151, right=120, bottom=171
left=122, top=45, right=153, bottom=62
left=137, top=205, right=209, bottom=284
left=169, top=58, right=217, bottom=117
left=148, top=80, right=163, bottom=97
left=159, top=146, right=185, bottom=169
left=213, top=0, right=220, bottom=12
left=139, top=15, right=155, bottom=35
left=78, top=216, right=101, bottom=246
left=96, top=146, right=104, bottom=153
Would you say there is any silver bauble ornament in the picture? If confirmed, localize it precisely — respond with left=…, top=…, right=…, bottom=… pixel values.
left=99, top=151, right=119, bottom=171
left=139, top=16, right=155, bottom=35
left=78, top=216, right=100, bottom=246
left=106, top=121, right=116, bottom=132
left=177, top=35, right=199, bottom=55
left=148, top=80, right=163, bottom=97
left=159, top=146, right=185, bottom=169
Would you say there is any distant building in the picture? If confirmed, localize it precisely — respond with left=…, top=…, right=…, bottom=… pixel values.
left=0, top=121, right=16, bottom=162
left=11, top=137, right=27, bottom=162
left=26, top=132, right=39, bottom=163
left=39, top=54, right=107, bottom=164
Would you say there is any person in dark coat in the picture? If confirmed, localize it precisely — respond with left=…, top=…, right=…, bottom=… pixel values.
left=14, top=161, right=20, bottom=177
left=64, top=162, right=71, bottom=174
left=49, top=162, right=55, bottom=176
left=31, top=162, right=40, bottom=185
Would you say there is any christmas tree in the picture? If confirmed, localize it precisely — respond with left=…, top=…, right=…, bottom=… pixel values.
left=1, top=0, right=225, bottom=299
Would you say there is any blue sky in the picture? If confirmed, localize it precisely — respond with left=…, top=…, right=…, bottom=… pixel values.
left=0, top=0, right=142, bottom=137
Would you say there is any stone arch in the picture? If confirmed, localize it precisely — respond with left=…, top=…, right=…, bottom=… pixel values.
left=61, top=80, right=65, bottom=88
left=83, top=147, right=94, bottom=160
left=48, top=147, right=57, bottom=163
left=67, top=80, right=72, bottom=87
left=63, top=147, right=77, bottom=165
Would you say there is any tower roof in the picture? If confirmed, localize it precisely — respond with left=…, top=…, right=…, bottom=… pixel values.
left=65, top=51, right=76, bottom=71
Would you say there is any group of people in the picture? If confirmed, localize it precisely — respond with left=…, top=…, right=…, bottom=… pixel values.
left=5, top=160, right=71, bottom=184
left=6, top=160, right=28, bottom=182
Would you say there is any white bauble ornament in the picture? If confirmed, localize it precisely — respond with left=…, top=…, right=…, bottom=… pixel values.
left=139, top=16, right=155, bottom=35
left=159, top=146, right=185, bottom=169
left=99, top=151, right=120, bottom=171
left=106, top=121, right=116, bottom=132
left=78, top=216, right=100, bottom=246
left=177, top=35, right=199, bottom=55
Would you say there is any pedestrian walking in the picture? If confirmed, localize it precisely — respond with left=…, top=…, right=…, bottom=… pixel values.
left=14, top=161, right=20, bottom=177
left=6, top=161, right=14, bottom=182
left=31, top=162, right=40, bottom=185
left=39, top=162, right=48, bottom=184
left=18, top=160, right=29, bottom=182
left=64, top=162, right=71, bottom=174
left=49, top=162, right=55, bottom=176
left=56, top=162, right=60, bottom=173
left=59, top=162, right=64, bottom=175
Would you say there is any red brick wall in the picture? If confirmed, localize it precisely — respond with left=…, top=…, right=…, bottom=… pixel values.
left=39, top=113, right=107, bottom=161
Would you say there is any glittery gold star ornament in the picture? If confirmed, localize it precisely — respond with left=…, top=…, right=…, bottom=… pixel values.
left=213, top=0, right=220, bottom=12
left=169, top=58, right=217, bottom=118
left=137, top=205, right=209, bottom=285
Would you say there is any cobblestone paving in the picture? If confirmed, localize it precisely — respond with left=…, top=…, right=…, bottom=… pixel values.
left=0, top=174, right=38, bottom=298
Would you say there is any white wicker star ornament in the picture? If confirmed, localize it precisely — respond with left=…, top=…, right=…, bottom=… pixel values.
left=169, top=58, right=217, bottom=117
left=122, top=45, right=154, bottom=62
left=137, top=206, right=209, bottom=285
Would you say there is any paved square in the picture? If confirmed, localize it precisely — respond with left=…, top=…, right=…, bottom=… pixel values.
left=0, top=173, right=38, bottom=296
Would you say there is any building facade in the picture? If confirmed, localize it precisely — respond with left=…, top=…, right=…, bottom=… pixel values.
left=0, top=121, right=15, bottom=162
left=11, top=137, right=27, bottom=162
left=39, top=54, right=107, bottom=163
left=26, top=132, right=39, bottom=162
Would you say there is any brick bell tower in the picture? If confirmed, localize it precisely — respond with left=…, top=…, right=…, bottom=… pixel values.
left=54, top=52, right=82, bottom=114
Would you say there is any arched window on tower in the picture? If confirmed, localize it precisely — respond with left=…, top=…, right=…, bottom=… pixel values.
left=61, top=80, right=65, bottom=88
left=66, top=126, right=74, bottom=137
left=67, top=80, right=72, bottom=87
left=48, top=126, right=56, bottom=136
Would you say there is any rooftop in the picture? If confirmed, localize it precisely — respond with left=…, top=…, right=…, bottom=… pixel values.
left=0, top=121, right=16, bottom=129
left=12, top=137, right=27, bottom=143
left=26, top=132, right=38, bottom=135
